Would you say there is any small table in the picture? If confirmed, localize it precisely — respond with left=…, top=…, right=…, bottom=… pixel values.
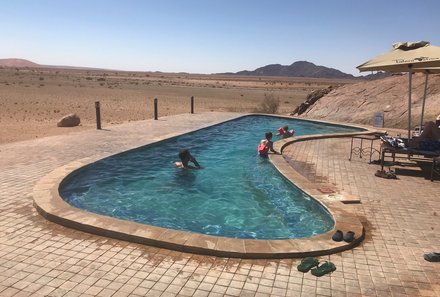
left=349, top=135, right=381, bottom=163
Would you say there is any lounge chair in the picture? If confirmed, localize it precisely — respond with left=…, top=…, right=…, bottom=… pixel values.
left=379, top=136, right=440, bottom=181
left=432, top=157, right=440, bottom=181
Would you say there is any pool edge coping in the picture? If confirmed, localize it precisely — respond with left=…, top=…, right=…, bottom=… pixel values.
left=33, top=113, right=379, bottom=259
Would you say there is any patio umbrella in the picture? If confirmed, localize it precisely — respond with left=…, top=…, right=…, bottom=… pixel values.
left=357, top=41, right=440, bottom=140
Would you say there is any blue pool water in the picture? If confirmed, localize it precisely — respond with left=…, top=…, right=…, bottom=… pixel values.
left=60, top=115, right=362, bottom=239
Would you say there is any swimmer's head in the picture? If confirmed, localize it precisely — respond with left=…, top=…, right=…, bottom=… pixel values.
left=265, top=131, right=273, bottom=140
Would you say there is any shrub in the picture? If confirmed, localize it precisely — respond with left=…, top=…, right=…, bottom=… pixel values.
left=255, top=93, right=280, bottom=114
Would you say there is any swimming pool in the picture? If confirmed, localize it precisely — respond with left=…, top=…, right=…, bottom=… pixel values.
left=60, top=115, right=362, bottom=240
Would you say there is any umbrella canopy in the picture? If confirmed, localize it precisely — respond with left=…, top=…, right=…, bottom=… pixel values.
left=412, top=66, right=440, bottom=73
left=357, top=41, right=440, bottom=72
left=357, top=41, right=440, bottom=140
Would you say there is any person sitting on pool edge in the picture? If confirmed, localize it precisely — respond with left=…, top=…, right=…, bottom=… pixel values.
left=258, top=131, right=280, bottom=157
left=174, top=149, right=202, bottom=169
left=276, top=125, right=295, bottom=139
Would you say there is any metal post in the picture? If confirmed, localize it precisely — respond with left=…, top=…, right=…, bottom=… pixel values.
left=95, top=101, right=101, bottom=130
left=408, top=68, right=412, bottom=141
left=420, top=72, right=429, bottom=129
left=191, top=96, right=194, bottom=114
left=154, top=98, right=158, bottom=120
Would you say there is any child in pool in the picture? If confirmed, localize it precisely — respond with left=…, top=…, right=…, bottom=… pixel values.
left=276, top=125, right=295, bottom=138
left=257, top=132, right=280, bottom=157
left=174, top=149, right=202, bottom=169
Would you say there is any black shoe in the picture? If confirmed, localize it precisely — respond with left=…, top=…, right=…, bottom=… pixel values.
left=332, top=230, right=343, bottom=242
left=424, top=252, right=440, bottom=262
left=343, top=231, right=355, bottom=243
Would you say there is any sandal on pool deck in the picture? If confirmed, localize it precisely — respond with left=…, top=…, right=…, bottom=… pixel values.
left=375, top=170, right=397, bottom=179
left=332, top=230, right=343, bottom=242
left=297, top=257, right=319, bottom=273
left=311, top=261, right=337, bottom=277
left=343, top=231, right=355, bottom=243
left=424, top=252, right=440, bottom=262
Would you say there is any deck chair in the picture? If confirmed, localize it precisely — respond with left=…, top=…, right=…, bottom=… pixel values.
left=379, top=137, right=440, bottom=181
left=432, top=157, right=440, bottom=181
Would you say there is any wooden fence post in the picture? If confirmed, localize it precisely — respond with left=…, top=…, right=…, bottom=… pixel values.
left=95, top=101, right=101, bottom=129
left=154, top=98, right=158, bottom=120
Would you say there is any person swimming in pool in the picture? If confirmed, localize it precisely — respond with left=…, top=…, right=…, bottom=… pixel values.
left=257, top=131, right=280, bottom=157
left=174, top=149, right=202, bottom=169
left=276, top=125, right=295, bottom=139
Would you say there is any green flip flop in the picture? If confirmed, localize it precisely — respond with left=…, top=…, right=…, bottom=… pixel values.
left=297, top=257, right=319, bottom=273
left=311, top=261, right=336, bottom=277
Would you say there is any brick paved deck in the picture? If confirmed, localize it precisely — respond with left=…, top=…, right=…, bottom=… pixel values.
left=1, top=113, right=439, bottom=296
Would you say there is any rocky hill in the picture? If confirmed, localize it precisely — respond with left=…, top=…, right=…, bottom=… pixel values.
left=0, top=58, right=39, bottom=67
left=0, top=58, right=108, bottom=71
left=233, top=61, right=355, bottom=79
left=296, top=73, right=440, bottom=129
left=228, top=61, right=389, bottom=80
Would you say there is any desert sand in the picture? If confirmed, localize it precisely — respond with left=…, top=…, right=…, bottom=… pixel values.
left=0, top=67, right=354, bottom=144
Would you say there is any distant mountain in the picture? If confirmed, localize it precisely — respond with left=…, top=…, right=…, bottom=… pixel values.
left=0, top=58, right=40, bottom=67
left=230, top=61, right=354, bottom=79
left=0, top=58, right=111, bottom=71
left=1, top=58, right=388, bottom=80
left=227, top=61, right=389, bottom=80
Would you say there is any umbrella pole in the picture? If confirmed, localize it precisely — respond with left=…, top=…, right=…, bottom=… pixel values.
left=420, top=72, right=429, bottom=129
left=408, top=69, right=412, bottom=141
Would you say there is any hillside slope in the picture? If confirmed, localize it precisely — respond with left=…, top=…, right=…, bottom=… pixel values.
left=0, top=58, right=39, bottom=67
left=298, top=73, right=440, bottom=129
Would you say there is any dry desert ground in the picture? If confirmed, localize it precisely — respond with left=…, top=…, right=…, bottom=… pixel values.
left=0, top=67, right=356, bottom=143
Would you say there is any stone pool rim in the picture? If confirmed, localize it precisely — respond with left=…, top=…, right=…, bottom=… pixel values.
left=33, top=113, right=374, bottom=259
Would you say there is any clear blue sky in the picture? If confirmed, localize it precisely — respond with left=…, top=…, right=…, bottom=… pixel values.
left=1, top=0, right=440, bottom=75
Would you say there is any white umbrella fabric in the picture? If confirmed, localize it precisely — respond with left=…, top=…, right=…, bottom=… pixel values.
left=357, top=41, right=440, bottom=140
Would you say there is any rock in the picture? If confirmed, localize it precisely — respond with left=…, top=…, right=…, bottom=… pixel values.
left=292, top=86, right=334, bottom=115
left=57, top=113, right=80, bottom=127
left=296, top=73, right=440, bottom=129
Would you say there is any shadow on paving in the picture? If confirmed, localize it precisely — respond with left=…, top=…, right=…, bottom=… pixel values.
left=393, top=161, right=438, bottom=180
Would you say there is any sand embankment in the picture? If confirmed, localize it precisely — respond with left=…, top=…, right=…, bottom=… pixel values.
left=298, top=73, right=440, bottom=128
